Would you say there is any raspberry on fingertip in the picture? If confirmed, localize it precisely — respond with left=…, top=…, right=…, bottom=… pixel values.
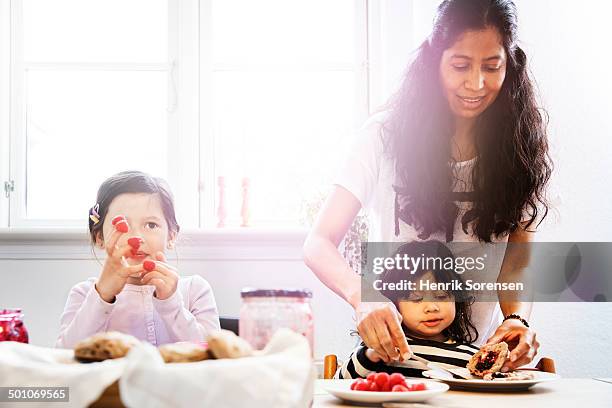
left=127, top=237, right=143, bottom=249
left=115, top=220, right=129, bottom=233
left=143, top=260, right=156, bottom=272
left=111, top=215, right=125, bottom=226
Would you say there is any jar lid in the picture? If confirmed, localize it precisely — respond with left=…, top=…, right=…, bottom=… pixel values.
left=240, top=288, right=312, bottom=298
left=0, top=308, right=22, bottom=315
left=0, top=308, right=23, bottom=320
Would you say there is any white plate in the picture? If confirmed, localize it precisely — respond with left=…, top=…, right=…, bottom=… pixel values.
left=324, top=379, right=449, bottom=403
left=422, top=368, right=560, bottom=391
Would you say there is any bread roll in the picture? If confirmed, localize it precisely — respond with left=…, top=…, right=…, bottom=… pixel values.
left=467, top=342, right=509, bottom=377
left=159, top=342, right=210, bottom=363
left=74, top=331, right=140, bottom=362
left=207, top=329, right=254, bottom=359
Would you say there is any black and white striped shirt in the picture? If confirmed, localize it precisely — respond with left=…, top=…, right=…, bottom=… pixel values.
left=336, top=336, right=479, bottom=379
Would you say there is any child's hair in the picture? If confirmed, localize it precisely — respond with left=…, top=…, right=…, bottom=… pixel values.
left=88, top=170, right=180, bottom=244
left=380, top=240, right=478, bottom=344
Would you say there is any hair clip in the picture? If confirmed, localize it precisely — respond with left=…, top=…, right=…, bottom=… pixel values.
left=89, top=203, right=100, bottom=225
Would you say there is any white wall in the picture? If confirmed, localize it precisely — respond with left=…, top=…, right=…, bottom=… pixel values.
left=2, top=230, right=612, bottom=378
left=0, top=230, right=358, bottom=363
left=375, top=0, right=612, bottom=242
left=514, top=0, right=612, bottom=241
left=0, top=257, right=359, bottom=358
left=367, top=0, right=612, bottom=377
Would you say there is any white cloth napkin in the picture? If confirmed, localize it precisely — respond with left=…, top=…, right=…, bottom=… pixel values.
left=119, top=329, right=315, bottom=408
left=0, top=342, right=125, bottom=408
left=0, top=329, right=314, bottom=408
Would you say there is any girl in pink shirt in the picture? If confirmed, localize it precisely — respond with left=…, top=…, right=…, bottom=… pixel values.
left=56, top=171, right=220, bottom=348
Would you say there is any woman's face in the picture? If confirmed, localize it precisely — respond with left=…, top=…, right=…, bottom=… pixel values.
left=439, top=27, right=507, bottom=120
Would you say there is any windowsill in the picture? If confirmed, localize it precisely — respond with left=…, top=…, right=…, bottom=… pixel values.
left=0, top=227, right=310, bottom=260
left=0, top=226, right=309, bottom=241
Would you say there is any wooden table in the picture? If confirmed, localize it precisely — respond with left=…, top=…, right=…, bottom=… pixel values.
left=90, top=378, right=612, bottom=407
left=313, top=378, right=612, bottom=408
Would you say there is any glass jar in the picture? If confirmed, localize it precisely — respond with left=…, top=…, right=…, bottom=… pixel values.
left=0, top=308, right=29, bottom=343
left=239, top=288, right=313, bottom=355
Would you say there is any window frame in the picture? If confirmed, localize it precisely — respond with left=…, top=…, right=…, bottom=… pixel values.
left=1, top=0, right=372, bottom=231
left=198, top=0, right=370, bottom=228
left=5, top=0, right=201, bottom=228
left=0, top=1, right=10, bottom=228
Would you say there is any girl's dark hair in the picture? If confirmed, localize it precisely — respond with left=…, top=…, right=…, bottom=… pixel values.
left=88, top=171, right=180, bottom=244
left=381, top=241, right=478, bottom=344
left=383, top=0, right=552, bottom=242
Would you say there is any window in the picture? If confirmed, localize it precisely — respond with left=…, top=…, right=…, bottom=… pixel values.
left=6, top=0, right=178, bottom=226
left=201, top=0, right=367, bottom=227
left=2, top=0, right=368, bottom=229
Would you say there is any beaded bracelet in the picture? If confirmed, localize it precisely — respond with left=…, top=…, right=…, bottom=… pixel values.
left=503, top=313, right=530, bottom=328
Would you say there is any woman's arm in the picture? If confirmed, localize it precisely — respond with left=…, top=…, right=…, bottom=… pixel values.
left=486, top=223, right=540, bottom=370
left=303, top=186, right=362, bottom=308
left=498, top=224, right=534, bottom=318
left=303, top=186, right=410, bottom=362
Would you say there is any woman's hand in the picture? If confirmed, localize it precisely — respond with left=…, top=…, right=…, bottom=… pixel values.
left=140, top=252, right=179, bottom=300
left=96, top=218, right=144, bottom=303
left=485, top=319, right=539, bottom=371
left=356, top=302, right=412, bottom=363
left=365, top=348, right=385, bottom=363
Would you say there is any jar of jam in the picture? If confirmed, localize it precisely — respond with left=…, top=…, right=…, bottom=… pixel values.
left=239, top=289, right=313, bottom=355
left=0, top=308, right=29, bottom=343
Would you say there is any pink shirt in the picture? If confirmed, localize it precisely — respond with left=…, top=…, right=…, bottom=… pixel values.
left=56, top=275, right=220, bottom=348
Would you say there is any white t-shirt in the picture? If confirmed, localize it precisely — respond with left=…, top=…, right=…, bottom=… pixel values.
left=335, top=115, right=516, bottom=345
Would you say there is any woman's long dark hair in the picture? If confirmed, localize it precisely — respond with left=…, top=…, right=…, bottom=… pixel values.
left=383, top=0, right=552, bottom=242
left=380, top=241, right=478, bottom=344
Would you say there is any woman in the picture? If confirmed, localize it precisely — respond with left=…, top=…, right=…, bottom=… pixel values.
left=303, top=0, right=550, bottom=371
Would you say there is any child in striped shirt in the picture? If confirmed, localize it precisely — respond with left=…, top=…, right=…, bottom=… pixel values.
left=337, top=241, right=480, bottom=379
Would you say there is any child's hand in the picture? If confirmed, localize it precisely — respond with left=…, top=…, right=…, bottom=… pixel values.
left=365, top=348, right=385, bottom=363
left=96, top=217, right=144, bottom=303
left=140, top=252, right=179, bottom=300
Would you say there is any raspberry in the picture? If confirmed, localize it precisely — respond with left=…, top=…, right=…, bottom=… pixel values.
left=388, top=373, right=406, bottom=388
left=115, top=220, right=129, bottom=233
left=143, top=260, right=156, bottom=272
left=127, top=237, right=143, bottom=249
left=111, top=215, right=125, bottom=226
left=374, top=372, right=390, bottom=388
left=353, top=380, right=369, bottom=391
left=408, top=382, right=426, bottom=391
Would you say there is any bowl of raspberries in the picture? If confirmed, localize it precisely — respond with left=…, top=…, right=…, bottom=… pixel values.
left=324, top=372, right=449, bottom=403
